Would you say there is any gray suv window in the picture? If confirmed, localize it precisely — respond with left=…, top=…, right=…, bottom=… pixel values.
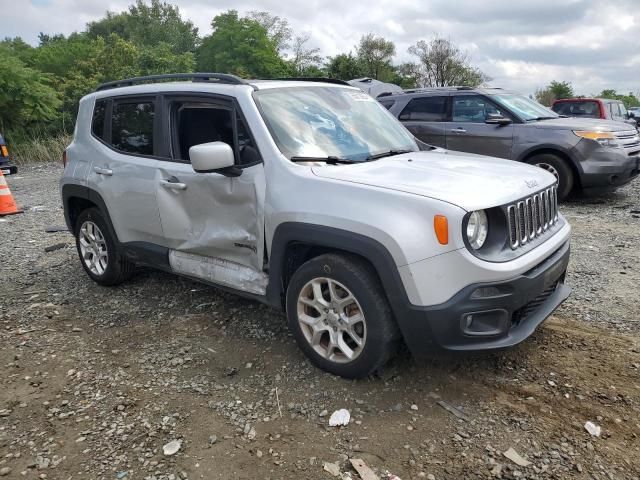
left=399, top=97, right=448, bottom=121
left=452, top=95, right=501, bottom=123
left=112, top=100, right=155, bottom=156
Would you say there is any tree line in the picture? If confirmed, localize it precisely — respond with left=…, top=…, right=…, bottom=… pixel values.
left=0, top=0, right=488, bottom=142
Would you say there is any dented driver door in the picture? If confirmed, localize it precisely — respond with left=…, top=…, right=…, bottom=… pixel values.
left=155, top=98, right=267, bottom=295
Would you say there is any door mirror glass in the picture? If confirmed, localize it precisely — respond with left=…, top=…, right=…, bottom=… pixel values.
left=485, top=113, right=512, bottom=125
left=190, top=142, right=235, bottom=173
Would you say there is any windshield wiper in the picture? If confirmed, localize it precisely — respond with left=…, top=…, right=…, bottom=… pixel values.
left=290, top=156, right=357, bottom=164
left=366, top=149, right=413, bottom=161
left=525, top=116, right=557, bottom=122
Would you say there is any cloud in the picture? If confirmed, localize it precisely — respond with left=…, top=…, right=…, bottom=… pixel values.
left=4, top=0, right=639, bottom=95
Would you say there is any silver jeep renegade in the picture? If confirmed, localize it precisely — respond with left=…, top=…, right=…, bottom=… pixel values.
left=61, top=74, right=571, bottom=378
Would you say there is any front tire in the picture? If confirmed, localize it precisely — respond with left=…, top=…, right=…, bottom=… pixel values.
left=74, top=208, right=134, bottom=286
left=528, top=153, right=574, bottom=200
left=286, top=253, right=399, bottom=378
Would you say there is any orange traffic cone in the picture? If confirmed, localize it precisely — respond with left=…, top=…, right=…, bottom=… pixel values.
left=0, top=169, right=22, bottom=216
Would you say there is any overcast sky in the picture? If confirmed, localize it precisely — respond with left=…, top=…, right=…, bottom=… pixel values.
left=2, top=0, right=639, bottom=95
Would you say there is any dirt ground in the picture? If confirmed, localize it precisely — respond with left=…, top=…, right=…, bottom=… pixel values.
left=1, top=164, right=639, bottom=480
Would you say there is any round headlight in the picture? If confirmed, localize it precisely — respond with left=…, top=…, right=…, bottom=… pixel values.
left=467, top=210, right=488, bottom=250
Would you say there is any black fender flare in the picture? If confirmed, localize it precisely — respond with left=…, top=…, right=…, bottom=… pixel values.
left=61, top=184, right=119, bottom=243
left=266, top=222, right=411, bottom=316
left=516, top=144, right=583, bottom=175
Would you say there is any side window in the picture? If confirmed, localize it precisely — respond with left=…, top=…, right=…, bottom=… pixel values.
left=170, top=101, right=261, bottom=166
left=92, top=99, right=107, bottom=140
left=399, top=97, right=447, bottom=121
left=452, top=95, right=503, bottom=123
left=112, top=100, right=155, bottom=155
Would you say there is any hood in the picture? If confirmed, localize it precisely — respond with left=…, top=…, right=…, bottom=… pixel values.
left=531, top=117, right=634, bottom=132
left=311, top=150, right=556, bottom=211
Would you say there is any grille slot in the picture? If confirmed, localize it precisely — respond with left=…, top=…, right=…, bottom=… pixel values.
left=507, top=185, right=558, bottom=250
left=512, top=281, right=558, bottom=325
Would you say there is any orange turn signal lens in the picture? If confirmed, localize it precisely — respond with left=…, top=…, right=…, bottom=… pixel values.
left=434, top=215, right=448, bottom=245
left=0, top=145, right=8, bottom=157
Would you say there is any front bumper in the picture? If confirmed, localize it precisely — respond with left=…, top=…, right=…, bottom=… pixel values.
left=396, top=240, right=570, bottom=356
left=573, top=142, right=640, bottom=191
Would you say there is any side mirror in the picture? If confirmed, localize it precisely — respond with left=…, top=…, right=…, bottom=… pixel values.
left=628, top=112, right=636, bottom=119
left=190, top=142, right=237, bottom=174
left=485, top=113, right=512, bottom=126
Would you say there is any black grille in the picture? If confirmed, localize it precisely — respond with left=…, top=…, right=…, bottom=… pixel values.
left=511, top=281, right=558, bottom=325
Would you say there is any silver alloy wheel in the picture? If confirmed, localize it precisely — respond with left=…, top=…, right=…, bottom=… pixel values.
left=536, top=162, right=559, bottom=181
left=78, top=220, right=108, bottom=276
left=296, top=277, right=367, bottom=363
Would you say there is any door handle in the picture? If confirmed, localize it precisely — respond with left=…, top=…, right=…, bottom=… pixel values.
left=94, top=166, right=113, bottom=176
left=450, top=128, right=467, bottom=133
left=160, top=179, right=187, bottom=191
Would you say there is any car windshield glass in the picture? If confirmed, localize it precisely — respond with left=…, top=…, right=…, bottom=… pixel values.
left=254, top=86, right=418, bottom=162
left=619, top=103, right=628, bottom=116
left=492, top=94, right=559, bottom=121
left=552, top=100, right=599, bottom=118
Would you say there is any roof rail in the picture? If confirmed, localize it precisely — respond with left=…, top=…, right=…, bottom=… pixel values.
left=95, top=73, right=250, bottom=92
left=271, top=77, right=351, bottom=86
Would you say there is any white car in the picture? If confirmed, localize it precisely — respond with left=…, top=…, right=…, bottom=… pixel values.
left=61, top=74, right=571, bottom=378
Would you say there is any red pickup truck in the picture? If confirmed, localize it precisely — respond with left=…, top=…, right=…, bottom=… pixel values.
left=551, top=98, right=638, bottom=129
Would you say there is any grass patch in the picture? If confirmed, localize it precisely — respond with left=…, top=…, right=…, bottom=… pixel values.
left=10, top=134, right=72, bottom=165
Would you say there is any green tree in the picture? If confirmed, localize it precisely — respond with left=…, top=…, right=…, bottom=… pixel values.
left=326, top=53, right=365, bottom=80
left=598, top=89, right=640, bottom=108
left=535, top=81, right=574, bottom=106
left=87, top=0, right=198, bottom=53
left=0, top=49, right=60, bottom=136
left=246, top=11, right=292, bottom=53
left=407, top=37, right=489, bottom=87
left=356, top=33, right=395, bottom=80
left=288, top=34, right=323, bottom=76
left=196, top=11, right=287, bottom=78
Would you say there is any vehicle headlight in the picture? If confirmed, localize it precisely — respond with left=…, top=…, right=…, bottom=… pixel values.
left=466, top=210, right=488, bottom=250
left=573, top=130, right=622, bottom=149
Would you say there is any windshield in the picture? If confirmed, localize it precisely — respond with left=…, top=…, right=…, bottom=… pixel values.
left=492, top=94, right=559, bottom=121
left=254, top=86, right=418, bottom=162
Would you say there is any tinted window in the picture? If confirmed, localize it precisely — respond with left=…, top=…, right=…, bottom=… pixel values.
left=112, top=101, right=155, bottom=155
left=552, top=101, right=600, bottom=118
left=452, top=95, right=502, bottom=123
left=92, top=100, right=107, bottom=140
left=399, top=97, right=447, bottom=121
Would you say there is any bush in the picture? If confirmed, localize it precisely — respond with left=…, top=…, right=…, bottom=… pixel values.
left=10, top=134, right=72, bottom=165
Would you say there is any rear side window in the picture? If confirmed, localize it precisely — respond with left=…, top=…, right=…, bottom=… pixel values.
left=112, top=101, right=155, bottom=155
left=552, top=101, right=599, bottom=118
left=92, top=100, right=107, bottom=140
left=399, top=97, right=448, bottom=121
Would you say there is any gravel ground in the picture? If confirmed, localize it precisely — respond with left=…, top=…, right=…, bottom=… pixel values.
left=0, top=164, right=639, bottom=480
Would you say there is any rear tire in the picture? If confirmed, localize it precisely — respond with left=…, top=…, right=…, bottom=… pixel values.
left=74, top=208, right=134, bottom=286
left=286, top=253, right=399, bottom=379
left=528, top=153, right=574, bottom=200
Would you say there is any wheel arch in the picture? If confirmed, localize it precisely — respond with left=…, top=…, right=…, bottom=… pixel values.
left=62, top=184, right=119, bottom=241
left=518, top=146, right=582, bottom=191
left=266, top=223, right=410, bottom=316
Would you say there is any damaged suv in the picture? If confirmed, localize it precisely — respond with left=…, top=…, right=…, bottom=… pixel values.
left=61, top=74, right=571, bottom=378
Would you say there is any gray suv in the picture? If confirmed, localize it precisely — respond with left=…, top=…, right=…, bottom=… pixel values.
left=382, top=87, right=640, bottom=200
